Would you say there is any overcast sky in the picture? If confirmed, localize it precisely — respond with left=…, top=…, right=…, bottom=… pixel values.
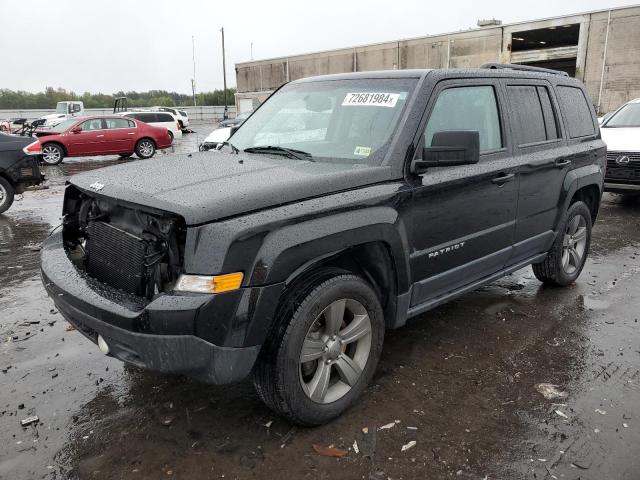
left=1, top=0, right=634, bottom=94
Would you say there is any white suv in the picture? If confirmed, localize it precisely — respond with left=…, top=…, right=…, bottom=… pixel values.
left=152, top=107, right=190, bottom=130
left=115, top=111, right=182, bottom=141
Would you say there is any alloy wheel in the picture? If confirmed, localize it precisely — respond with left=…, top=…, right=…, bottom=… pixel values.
left=562, top=214, right=587, bottom=274
left=139, top=141, right=154, bottom=157
left=42, top=145, right=61, bottom=164
left=299, top=298, right=372, bottom=404
left=0, top=184, right=6, bottom=206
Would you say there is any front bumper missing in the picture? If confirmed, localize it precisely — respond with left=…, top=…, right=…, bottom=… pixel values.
left=40, top=232, right=259, bottom=384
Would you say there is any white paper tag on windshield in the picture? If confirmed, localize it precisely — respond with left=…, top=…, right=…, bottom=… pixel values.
left=342, top=92, right=400, bottom=108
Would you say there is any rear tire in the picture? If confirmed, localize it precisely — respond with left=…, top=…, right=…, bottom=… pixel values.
left=41, top=143, right=64, bottom=165
left=0, top=177, right=15, bottom=214
left=135, top=139, right=156, bottom=159
left=253, top=269, right=385, bottom=425
left=532, top=201, right=592, bottom=286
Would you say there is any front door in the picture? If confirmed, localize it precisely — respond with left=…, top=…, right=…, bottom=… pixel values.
left=410, top=80, right=518, bottom=307
left=67, top=118, right=107, bottom=156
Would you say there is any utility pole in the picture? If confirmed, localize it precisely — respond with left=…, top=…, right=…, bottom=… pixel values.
left=221, top=27, right=228, bottom=119
left=191, top=35, right=197, bottom=107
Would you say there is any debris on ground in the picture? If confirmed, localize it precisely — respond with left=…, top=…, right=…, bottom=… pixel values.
left=161, top=416, right=175, bottom=426
left=535, top=383, right=568, bottom=400
left=401, top=440, right=416, bottom=452
left=65, top=325, right=76, bottom=332
left=280, top=426, right=296, bottom=448
left=312, top=444, right=348, bottom=457
left=379, top=420, right=400, bottom=431
left=20, top=415, right=39, bottom=426
left=555, top=410, right=569, bottom=420
left=595, top=409, right=607, bottom=415
left=352, top=440, right=359, bottom=454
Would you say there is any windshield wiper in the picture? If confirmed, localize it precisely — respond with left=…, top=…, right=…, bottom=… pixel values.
left=243, top=145, right=314, bottom=161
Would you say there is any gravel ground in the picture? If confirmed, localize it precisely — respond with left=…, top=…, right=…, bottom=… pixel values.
left=1, top=128, right=639, bottom=479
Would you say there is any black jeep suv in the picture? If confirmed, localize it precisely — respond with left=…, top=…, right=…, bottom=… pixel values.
left=41, top=64, right=605, bottom=425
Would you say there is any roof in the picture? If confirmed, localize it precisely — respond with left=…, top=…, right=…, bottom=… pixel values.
left=236, top=4, right=639, bottom=67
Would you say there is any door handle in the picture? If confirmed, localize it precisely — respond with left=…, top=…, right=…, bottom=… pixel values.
left=491, top=173, right=515, bottom=185
left=555, top=158, right=572, bottom=168
left=96, top=134, right=105, bottom=138
left=127, top=132, right=135, bottom=135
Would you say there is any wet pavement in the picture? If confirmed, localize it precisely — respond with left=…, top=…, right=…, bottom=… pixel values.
left=1, top=129, right=640, bottom=479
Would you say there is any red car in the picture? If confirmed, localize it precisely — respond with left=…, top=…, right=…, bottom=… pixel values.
left=35, top=116, right=172, bottom=165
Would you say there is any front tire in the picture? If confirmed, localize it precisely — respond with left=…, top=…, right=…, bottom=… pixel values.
left=135, top=139, right=156, bottom=159
left=0, top=177, right=15, bottom=214
left=253, top=270, right=385, bottom=425
left=532, top=201, right=592, bottom=286
left=41, top=143, right=64, bottom=165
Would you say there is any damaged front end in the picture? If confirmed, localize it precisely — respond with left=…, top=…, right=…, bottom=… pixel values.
left=62, top=185, right=186, bottom=299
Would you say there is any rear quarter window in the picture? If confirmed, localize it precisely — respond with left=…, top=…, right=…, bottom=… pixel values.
left=556, top=86, right=595, bottom=138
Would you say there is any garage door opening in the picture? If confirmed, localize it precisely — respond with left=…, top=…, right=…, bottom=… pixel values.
left=511, top=24, right=580, bottom=52
left=520, top=58, right=577, bottom=77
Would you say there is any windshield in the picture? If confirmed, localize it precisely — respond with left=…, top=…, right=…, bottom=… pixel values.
left=55, top=103, right=68, bottom=114
left=49, top=119, right=79, bottom=132
left=230, top=78, right=417, bottom=164
left=604, top=103, right=640, bottom=128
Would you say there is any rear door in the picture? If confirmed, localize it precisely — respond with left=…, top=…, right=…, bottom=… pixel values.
left=66, top=118, right=107, bottom=155
left=409, top=79, right=519, bottom=306
left=102, top=117, right=136, bottom=153
left=501, top=80, right=567, bottom=264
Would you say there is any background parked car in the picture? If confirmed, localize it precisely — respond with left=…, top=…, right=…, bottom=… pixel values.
left=600, top=97, right=640, bottom=195
left=0, top=133, right=43, bottom=213
left=218, top=111, right=251, bottom=128
left=35, top=116, right=172, bottom=165
left=199, top=126, right=232, bottom=151
left=152, top=106, right=190, bottom=130
left=115, top=111, right=182, bottom=141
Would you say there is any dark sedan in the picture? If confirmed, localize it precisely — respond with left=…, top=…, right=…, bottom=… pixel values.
left=0, top=133, right=44, bottom=214
left=218, top=111, right=251, bottom=128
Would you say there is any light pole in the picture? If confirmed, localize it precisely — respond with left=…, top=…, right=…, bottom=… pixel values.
left=221, top=27, right=228, bottom=119
left=191, top=35, right=197, bottom=107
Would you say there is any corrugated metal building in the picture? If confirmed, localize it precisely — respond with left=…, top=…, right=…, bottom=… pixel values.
left=234, top=4, right=640, bottom=115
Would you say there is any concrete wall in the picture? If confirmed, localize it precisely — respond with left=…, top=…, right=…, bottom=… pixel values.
left=0, top=105, right=235, bottom=122
left=234, top=5, right=640, bottom=114
left=582, top=6, right=640, bottom=114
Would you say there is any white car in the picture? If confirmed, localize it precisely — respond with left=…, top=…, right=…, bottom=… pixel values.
left=115, top=111, right=182, bottom=141
left=199, top=127, right=232, bottom=151
left=152, top=107, right=190, bottom=130
left=40, top=101, right=85, bottom=128
left=600, top=98, right=640, bottom=194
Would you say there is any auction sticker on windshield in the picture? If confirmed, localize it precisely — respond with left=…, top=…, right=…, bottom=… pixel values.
left=342, top=92, right=400, bottom=108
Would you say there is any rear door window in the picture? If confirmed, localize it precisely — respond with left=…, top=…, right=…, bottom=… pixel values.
left=424, top=85, right=502, bottom=153
left=506, top=85, right=559, bottom=145
left=156, top=113, right=174, bottom=123
left=556, top=86, right=595, bottom=138
left=104, top=118, right=131, bottom=129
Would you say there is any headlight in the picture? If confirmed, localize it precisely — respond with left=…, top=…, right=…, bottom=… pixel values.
left=174, top=272, right=244, bottom=293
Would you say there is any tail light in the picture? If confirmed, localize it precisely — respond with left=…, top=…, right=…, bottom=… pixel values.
left=176, top=122, right=180, bottom=130
left=23, top=140, right=42, bottom=155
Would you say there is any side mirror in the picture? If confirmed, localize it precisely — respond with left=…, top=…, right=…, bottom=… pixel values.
left=411, top=130, right=480, bottom=175
left=71, top=126, right=82, bottom=134
left=229, top=125, right=240, bottom=137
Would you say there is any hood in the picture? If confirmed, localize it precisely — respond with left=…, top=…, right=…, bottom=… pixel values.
left=69, top=151, right=392, bottom=225
left=600, top=127, right=640, bottom=152
left=40, top=113, right=66, bottom=121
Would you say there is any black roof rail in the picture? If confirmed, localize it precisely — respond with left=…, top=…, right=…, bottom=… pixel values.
left=480, top=63, right=569, bottom=77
